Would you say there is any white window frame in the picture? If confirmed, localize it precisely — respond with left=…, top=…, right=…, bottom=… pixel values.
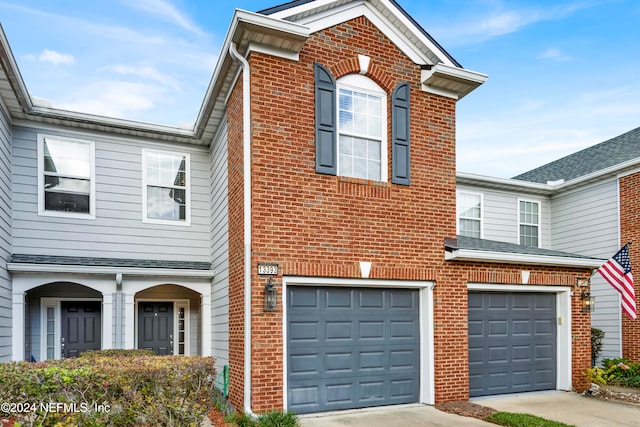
left=142, top=149, right=191, bottom=226
left=456, top=191, right=483, bottom=238
left=37, top=134, right=96, bottom=219
left=518, top=198, right=541, bottom=247
left=336, top=74, right=388, bottom=182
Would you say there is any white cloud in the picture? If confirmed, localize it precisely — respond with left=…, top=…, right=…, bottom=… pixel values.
left=122, top=0, right=205, bottom=35
left=456, top=85, right=640, bottom=177
left=101, top=64, right=181, bottom=91
left=55, top=81, right=165, bottom=119
left=427, top=1, right=611, bottom=47
left=538, top=48, right=572, bottom=62
left=38, top=49, right=75, bottom=65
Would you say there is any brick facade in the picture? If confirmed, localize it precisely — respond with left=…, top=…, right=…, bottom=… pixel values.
left=619, top=172, right=640, bottom=360
left=227, top=15, right=593, bottom=411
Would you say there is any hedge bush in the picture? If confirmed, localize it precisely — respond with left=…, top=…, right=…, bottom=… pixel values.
left=0, top=352, right=216, bottom=426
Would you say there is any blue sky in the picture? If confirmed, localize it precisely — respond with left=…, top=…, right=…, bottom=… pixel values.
left=1, top=0, right=639, bottom=178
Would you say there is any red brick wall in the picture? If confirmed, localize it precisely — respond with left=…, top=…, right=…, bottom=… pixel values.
left=619, top=173, right=640, bottom=360
left=227, top=74, right=246, bottom=410
left=226, top=15, right=594, bottom=411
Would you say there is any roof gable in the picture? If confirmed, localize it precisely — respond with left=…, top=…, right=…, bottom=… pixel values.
left=259, top=0, right=459, bottom=67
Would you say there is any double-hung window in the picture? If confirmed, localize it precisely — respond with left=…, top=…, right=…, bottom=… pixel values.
left=519, top=200, right=540, bottom=247
left=457, top=192, right=482, bottom=238
left=38, top=134, right=95, bottom=218
left=337, top=75, right=387, bottom=181
left=142, top=149, right=190, bottom=226
left=314, top=63, right=410, bottom=184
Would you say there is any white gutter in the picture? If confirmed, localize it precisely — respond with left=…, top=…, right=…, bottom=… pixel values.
left=7, top=263, right=215, bottom=278
left=444, top=249, right=604, bottom=268
left=228, top=41, right=255, bottom=418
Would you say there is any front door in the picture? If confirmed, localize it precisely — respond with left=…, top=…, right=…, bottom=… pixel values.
left=138, top=302, right=174, bottom=355
left=61, top=301, right=101, bottom=358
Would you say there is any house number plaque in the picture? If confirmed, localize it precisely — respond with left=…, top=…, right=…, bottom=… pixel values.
left=257, top=263, right=279, bottom=276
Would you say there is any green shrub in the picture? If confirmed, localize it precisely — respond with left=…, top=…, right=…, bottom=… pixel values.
left=583, top=366, right=611, bottom=385
left=78, top=349, right=155, bottom=359
left=224, top=410, right=300, bottom=427
left=485, top=411, right=576, bottom=427
left=0, top=355, right=216, bottom=426
left=257, top=410, right=300, bottom=427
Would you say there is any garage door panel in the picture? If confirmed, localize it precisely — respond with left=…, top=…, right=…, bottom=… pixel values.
left=326, top=288, right=354, bottom=308
left=288, top=286, right=420, bottom=413
left=469, top=292, right=556, bottom=397
left=290, top=288, right=320, bottom=308
left=289, top=321, right=320, bottom=342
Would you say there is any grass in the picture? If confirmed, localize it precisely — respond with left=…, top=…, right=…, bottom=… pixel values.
left=485, top=412, right=576, bottom=427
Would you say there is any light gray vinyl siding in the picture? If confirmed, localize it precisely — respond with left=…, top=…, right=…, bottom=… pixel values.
left=551, top=179, right=620, bottom=363
left=0, top=100, right=12, bottom=361
left=457, top=185, right=552, bottom=249
left=11, top=126, right=210, bottom=262
left=209, top=120, right=229, bottom=373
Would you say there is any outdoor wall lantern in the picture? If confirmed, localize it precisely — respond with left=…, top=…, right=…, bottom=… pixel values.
left=264, top=277, right=277, bottom=312
left=258, top=263, right=279, bottom=313
left=581, top=291, right=595, bottom=313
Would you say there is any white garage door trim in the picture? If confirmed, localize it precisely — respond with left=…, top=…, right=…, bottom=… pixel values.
left=467, top=283, right=572, bottom=392
left=282, top=276, right=435, bottom=410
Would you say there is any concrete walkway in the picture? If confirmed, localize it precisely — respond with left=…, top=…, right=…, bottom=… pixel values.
left=298, top=391, right=640, bottom=427
left=475, top=390, right=640, bottom=427
left=299, top=403, right=493, bottom=427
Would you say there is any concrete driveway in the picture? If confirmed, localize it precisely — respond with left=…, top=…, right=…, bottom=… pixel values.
left=299, top=391, right=640, bottom=427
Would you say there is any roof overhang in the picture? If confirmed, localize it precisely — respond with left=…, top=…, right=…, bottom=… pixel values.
left=421, top=63, right=488, bottom=100
left=444, top=248, right=604, bottom=268
left=8, top=262, right=216, bottom=279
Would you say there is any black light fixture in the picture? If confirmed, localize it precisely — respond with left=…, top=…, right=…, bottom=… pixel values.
left=581, top=291, right=595, bottom=313
left=264, top=277, right=277, bottom=312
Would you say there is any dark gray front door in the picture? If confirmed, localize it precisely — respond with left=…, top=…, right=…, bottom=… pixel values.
left=468, top=292, right=557, bottom=397
left=61, top=301, right=101, bottom=358
left=138, top=302, right=174, bottom=355
left=287, top=287, right=420, bottom=414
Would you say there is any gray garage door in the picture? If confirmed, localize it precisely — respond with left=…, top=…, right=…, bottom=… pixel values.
left=468, top=292, right=557, bottom=397
left=287, top=286, right=420, bottom=414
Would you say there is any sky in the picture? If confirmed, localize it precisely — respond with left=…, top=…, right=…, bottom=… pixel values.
left=0, top=0, right=639, bottom=178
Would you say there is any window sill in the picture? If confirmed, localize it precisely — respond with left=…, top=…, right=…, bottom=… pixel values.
left=336, top=176, right=391, bottom=199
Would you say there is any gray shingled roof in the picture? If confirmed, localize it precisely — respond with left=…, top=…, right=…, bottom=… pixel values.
left=10, top=254, right=212, bottom=270
left=513, top=126, right=640, bottom=183
left=445, top=235, right=601, bottom=261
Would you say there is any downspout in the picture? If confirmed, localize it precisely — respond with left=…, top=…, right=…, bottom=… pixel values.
left=228, top=42, right=255, bottom=417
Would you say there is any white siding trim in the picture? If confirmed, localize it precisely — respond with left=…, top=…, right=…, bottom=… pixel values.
left=281, top=276, right=436, bottom=408
left=467, top=283, right=573, bottom=391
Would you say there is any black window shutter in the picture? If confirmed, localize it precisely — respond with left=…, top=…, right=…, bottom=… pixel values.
left=314, top=62, right=337, bottom=175
left=392, top=82, right=411, bottom=185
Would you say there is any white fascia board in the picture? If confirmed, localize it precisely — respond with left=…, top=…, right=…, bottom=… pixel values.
left=456, top=171, right=556, bottom=193
left=270, top=0, right=454, bottom=67
left=444, top=250, right=604, bottom=269
left=7, top=263, right=216, bottom=278
left=421, top=63, right=488, bottom=99
left=192, top=9, right=309, bottom=133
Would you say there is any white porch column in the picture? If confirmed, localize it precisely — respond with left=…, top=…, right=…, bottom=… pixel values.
left=102, top=293, right=113, bottom=350
left=124, top=293, right=135, bottom=349
left=12, top=292, right=25, bottom=361
left=201, top=294, right=212, bottom=357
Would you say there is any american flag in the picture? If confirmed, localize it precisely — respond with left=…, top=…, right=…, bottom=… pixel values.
left=598, top=244, right=637, bottom=320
